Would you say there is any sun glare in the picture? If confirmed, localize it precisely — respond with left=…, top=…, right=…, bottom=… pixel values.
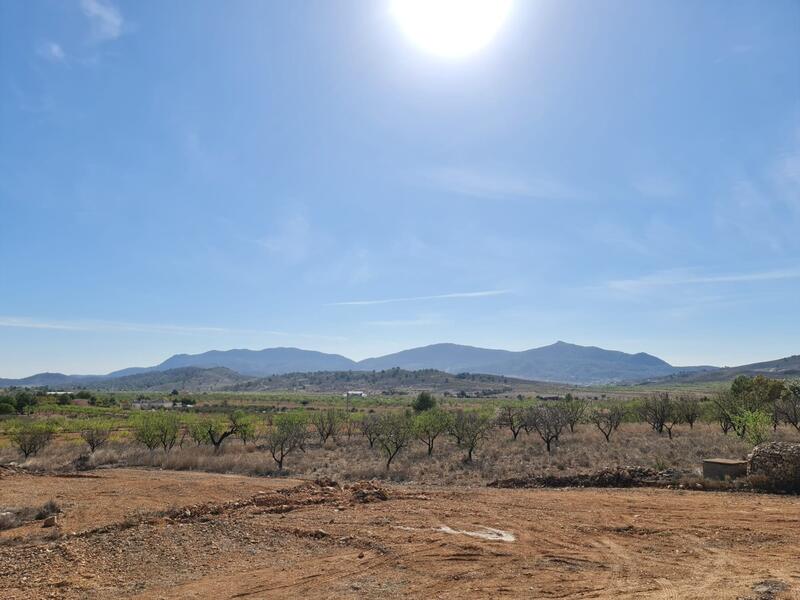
left=391, top=0, right=513, bottom=59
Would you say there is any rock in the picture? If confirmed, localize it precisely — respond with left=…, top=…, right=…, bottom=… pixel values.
left=748, top=442, right=800, bottom=492
left=42, top=516, right=58, bottom=528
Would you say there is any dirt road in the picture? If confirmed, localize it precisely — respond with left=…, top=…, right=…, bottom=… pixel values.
left=1, top=468, right=798, bottom=599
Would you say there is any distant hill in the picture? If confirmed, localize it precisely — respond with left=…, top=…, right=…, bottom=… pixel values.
left=359, top=341, right=696, bottom=385
left=107, top=347, right=356, bottom=378
left=646, top=354, right=800, bottom=384
left=8, top=342, right=798, bottom=389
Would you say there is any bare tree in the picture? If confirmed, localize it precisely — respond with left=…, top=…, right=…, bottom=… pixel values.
left=525, top=405, right=567, bottom=453
left=79, top=419, right=112, bottom=453
left=639, top=393, right=673, bottom=435
left=9, top=421, right=56, bottom=459
left=561, top=396, right=588, bottom=433
left=777, top=381, right=800, bottom=433
left=676, top=395, right=701, bottom=429
left=359, top=413, right=381, bottom=448
left=495, top=405, right=525, bottom=440
left=311, top=409, right=343, bottom=444
left=590, top=406, right=624, bottom=443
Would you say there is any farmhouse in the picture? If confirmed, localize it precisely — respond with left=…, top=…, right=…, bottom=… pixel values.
left=343, top=390, right=367, bottom=398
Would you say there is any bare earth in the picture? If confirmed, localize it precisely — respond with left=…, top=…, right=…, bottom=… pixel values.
left=1, top=468, right=798, bottom=599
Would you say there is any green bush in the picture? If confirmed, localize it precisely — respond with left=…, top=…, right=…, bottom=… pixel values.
left=411, top=391, right=436, bottom=413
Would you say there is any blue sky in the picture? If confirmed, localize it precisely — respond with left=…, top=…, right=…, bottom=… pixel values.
left=1, top=0, right=799, bottom=377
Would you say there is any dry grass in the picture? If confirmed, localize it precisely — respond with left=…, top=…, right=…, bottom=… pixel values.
left=2, top=422, right=797, bottom=487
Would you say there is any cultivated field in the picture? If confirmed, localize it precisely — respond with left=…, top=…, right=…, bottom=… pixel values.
left=1, top=468, right=799, bottom=599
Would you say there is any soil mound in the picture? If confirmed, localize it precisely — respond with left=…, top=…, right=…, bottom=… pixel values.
left=488, top=466, right=682, bottom=489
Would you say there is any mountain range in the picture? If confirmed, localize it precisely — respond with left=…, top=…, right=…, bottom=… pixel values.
left=0, top=341, right=728, bottom=388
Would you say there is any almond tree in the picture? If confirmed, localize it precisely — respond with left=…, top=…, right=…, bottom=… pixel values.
left=449, top=410, right=492, bottom=462
left=79, top=419, right=112, bottom=453
left=263, top=412, right=308, bottom=471
left=359, top=413, right=381, bottom=448
left=496, top=405, right=525, bottom=440
left=676, top=395, right=701, bottom=429
left=561, top=395, right=588, bottom=433
left=525, top=405, right=567, bottom=453
left=311, top=409, right=343, bottom=444
left=376, top=413, right=413, bottom=470
left=590, top=406, right=624, bottom=443
left=413, top=409, right=451, bottom=456
left=776, top=381, right=800, bottom=433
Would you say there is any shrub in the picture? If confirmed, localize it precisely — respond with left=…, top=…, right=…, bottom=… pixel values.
left=411, top=391, right=436, bottom=413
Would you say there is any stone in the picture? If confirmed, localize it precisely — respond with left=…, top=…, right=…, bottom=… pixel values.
left=748, top=442, right=800, bottom=492
left=42, top=516, right=58, bottom=528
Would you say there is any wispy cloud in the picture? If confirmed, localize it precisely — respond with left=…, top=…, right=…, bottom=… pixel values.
left=256, top=211, right=312, bottom=265
left=329, top=289, right=511, bottom=306
left=0, top=316, right=346, bottom=341
left=631, top=173, right=682, bottom=199
left=365, top=316, right=442, bottom=327
left=714, top=128, right=800, bottom=250
left=37, top=41, right=66, bottom=62
left=606, top=268, right=800, bottom=293
left=81, top=0, right=124, bottom=42
left=423, top=167, right=582, bottom=201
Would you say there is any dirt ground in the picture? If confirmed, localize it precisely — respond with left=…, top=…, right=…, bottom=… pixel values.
left=1, top=468, right=798, bottom=599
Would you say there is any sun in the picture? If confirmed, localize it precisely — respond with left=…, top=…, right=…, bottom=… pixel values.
left=391, top=0, right=514, bottom=59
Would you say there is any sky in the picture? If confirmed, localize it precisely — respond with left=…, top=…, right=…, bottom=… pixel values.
left=1, top=0, right=799, bottom=378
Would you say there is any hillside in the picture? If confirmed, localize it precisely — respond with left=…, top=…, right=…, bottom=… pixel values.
left=646, top=354, right=800, bottom=384
left=95, top=367, right=255, bottom=392
left=109, top=347, right=357, bottom=378
left=359, top=341, right=695, bottom=384
left=81, top=366, right=553, bottom=396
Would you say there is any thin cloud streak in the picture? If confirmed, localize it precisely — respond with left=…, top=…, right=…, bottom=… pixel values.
left=424, top=167, right=582, bottom=201
left=0, top=316, right=346, bottom=341
left=607, top=268, right=800, bottom=293
left=329, top=289, right=511, bottom=306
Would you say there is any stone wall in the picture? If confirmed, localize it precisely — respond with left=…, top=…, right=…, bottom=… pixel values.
left=747, top=442, right=800, bottom=493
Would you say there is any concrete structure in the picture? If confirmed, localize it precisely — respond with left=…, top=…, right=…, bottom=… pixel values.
left=703, top=458, right=748, bottom=480
left=343, top=391, right=367, bottom=398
